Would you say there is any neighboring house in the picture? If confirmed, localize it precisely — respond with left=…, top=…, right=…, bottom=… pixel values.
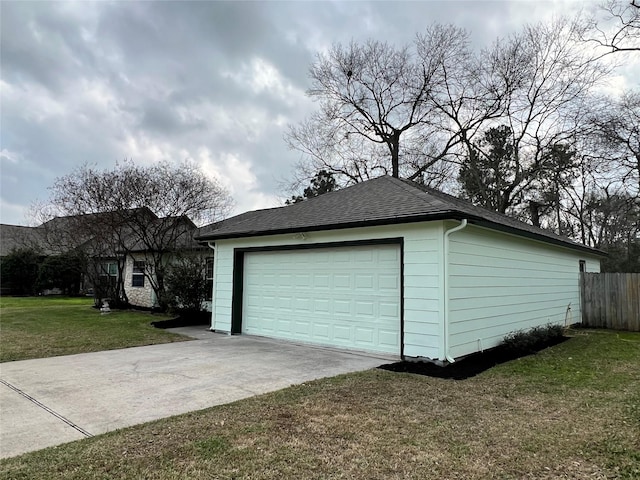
left=195, top=176, right=603, bottom=363
left=1, top=209, right=212, bottom=309
left=123, top=215, right=211, bottom=309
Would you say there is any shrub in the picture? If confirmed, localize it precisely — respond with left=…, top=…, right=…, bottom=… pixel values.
left=36, top=252, right=83, bottom=295
left=503, top=323, right=565, bottom=354
left=0, top=248, right=42, bottom=295
left=163, top=255, right=208, bottom=315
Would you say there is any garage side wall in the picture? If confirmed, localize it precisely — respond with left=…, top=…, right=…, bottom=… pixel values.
left=447, top=224, right=601, bottom=359
left=210, top=222, right=444, bottom=359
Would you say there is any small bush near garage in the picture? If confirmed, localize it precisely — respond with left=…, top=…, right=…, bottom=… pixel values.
left=380, top=324, right=568, bottom=380
left=162, top=256, right=209, bottom=315
left=503, top=323, right=566, bottom=354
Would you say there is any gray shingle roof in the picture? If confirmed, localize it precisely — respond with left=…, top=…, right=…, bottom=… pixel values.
left=195, top=176, right=603, bottom=256
left=0, top=224, right=46, bottom=256
left=126, top=216, right=202, bottom=252
left=1, top=209, right=202, bottom=257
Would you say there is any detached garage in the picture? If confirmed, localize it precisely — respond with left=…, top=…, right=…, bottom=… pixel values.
left=195, top=176, right=603, bottom=362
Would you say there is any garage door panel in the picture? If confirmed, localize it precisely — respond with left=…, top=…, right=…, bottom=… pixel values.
left=355, top=327, right=374, bottom=342
left=313, top=323, right=330, bottom=339
left=334, top=299, right=352, bottom=315
left=294, top=321, right=311, bottom=336
left=276, top=319, right=292, bottom=334
left=379, top=330, right=400, bottom=348
left=355, top=274, right=374, bottom=290
left=294, top=273, right=311, bottom=287
left=334, top=274, right=351, bottom=289
left=314, top=298, right=330, bottom=313
left=246, top=294, right=262, bottom=307
left=334, top=325, right=351, bottom=341
left=379, top=274, right=400, bottom=290
left=332, top=250, right=351, bottom=262
left=242, top=244, right=401, bottom=355
left=313, top=274, right=331, bottom=288
left=379, top=247, right=400, bottom=262
left=293, top=297, right=311, bottom=311
left=355, top=301, right=374, bottom=317
left=380, top=302, right=399, bottom=318
left=246, top=315, right=273, bottom=333
left=353, top=249, right=374, bottom=262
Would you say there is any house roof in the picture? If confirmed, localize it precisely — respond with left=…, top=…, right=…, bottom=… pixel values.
left=126, top=215, right=202, bottom=252
left=195, top=176, right=603, bottom=256
left=0, top=224, right=47, bottom=256
left=2, top=208, right=202, bottom=257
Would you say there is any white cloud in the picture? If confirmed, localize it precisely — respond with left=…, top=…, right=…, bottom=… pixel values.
left=0, top=149, right=22, bottom=164
left=2, top=80, right=66, bottom=124
left=197, top=148, right=280, bottom=215
left=119, top=134, right=176, bottom=165
left=221, top=57, right=305, bottom=107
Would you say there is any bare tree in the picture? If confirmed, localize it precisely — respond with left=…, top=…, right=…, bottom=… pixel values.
left=588, top=90, right=640, bottom=196
left=288, top=19, right=610, bottom=203
left=410, top=27, right=508, bottom=183
left=37, top=161, right=233, bottom=307
left=585, top=187, right=639, bottom=270
left=453, top=18, right=608, bottom=221
left=582, top=0, right=640, bottom=56
left=32, top=204, right=137, bottom=306
left=286, top=25, right=472, bottom=186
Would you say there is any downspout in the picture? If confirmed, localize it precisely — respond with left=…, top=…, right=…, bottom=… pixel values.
left=207, top=241, right=216, bottom=332
left=443, top=219, right=468, bottom=364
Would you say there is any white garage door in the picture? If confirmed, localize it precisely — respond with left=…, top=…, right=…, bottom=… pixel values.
left=242, top=244, right=401, bottom=355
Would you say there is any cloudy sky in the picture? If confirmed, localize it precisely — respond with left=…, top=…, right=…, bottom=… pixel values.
left=1, top=0, right=637, bottom=226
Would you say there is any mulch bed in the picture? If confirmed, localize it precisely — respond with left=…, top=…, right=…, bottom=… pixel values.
left=378, top=336, right=568, bottom=380
left=150, top=312, right=210, bottom=329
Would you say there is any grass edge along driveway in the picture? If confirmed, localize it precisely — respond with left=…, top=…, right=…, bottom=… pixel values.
left=1, top=328, right=638, bottom=479
left=0, top=296, right=190, bottom=362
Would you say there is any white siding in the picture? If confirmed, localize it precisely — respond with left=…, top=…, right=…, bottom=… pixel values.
left=403, top=225, right=444, bottom=359
left=447, top=224, right=601, bottom=359
left=210, top=222, right=443, bottom=359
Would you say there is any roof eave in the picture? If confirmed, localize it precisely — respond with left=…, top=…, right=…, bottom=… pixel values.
left=195, top=213, right=604, bottom=257
left=464, top=218, right=607, bottom=257
left=194, top=213, right=453, bottom=241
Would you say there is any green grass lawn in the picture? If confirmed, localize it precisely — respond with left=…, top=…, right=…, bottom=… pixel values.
left=0, top=296, right=189, bottom=362
left=1, top=328, right=638, bottom=479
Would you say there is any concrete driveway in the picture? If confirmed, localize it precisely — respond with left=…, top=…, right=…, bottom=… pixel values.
left=0, top=327, right=393, bottom=459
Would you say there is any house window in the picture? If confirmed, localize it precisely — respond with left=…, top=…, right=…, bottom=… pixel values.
left=132, top=261, right=145, bottom=287
left=99, top=262, right=118, bottom=287
left=205, top=257, right=214, bottom=301
left=579, top=260, right=586, bottom=273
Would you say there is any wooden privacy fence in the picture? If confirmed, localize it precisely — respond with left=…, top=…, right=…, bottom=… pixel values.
left=580, top=273, right=640, bottom=331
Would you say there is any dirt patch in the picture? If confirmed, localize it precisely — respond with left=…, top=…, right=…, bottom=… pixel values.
left=379, top=336, right=568, bottom=380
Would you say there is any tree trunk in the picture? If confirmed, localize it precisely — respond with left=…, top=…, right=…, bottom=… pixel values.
left=390, top=131, right=400, bottom=178
left=530, top=201, right=541, bottom=227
